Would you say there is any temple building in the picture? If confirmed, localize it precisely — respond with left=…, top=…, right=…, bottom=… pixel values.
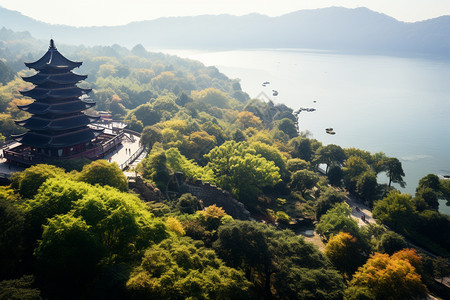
left=4, top=39, right=122, bottom=165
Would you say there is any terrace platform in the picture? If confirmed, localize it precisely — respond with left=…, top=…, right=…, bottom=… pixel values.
left=0, top=122, right=144, bottom=180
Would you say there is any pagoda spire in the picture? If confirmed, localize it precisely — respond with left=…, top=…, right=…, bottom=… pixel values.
left=49, top=39, right=56, bottom=50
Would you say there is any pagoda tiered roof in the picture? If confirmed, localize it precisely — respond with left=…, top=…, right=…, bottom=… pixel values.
left=20, top=86, right=92, bottom=100
left=13, top=127, right=103, bottom=148
left=13, top=39, right=103, bottom=150
left=16, top=114, right=100, bottom=131
left=24, top=40, right=82, bottom=71
left=22, top=73, right=88, bottom=85
left=17, top=99, right=96, bottom=115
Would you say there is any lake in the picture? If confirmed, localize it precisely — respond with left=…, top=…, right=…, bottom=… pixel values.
left=157, top=48, right=450, bottom=214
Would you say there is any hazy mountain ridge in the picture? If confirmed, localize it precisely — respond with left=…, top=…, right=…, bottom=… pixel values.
left=1, top=6, right=450, bottom=57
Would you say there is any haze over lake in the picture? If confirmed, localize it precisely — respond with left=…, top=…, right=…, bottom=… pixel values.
left=159, top=48, right=450, bottom=213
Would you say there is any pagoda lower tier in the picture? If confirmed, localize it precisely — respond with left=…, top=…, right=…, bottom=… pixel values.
left=4, top=131, right=124, bottom=166
left=14, top=126, right=103, bottom=150
left=15, top=114, right=100, bottom=131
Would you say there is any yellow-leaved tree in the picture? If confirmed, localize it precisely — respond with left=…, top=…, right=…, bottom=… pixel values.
left=346, top=249, right=427, bottom=299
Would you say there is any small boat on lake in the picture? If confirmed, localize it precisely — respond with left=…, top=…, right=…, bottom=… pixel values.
left=326, top=128, right=335, bottom=135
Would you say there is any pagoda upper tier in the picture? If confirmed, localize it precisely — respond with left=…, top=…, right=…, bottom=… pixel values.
left=17, top=99, right=96, bottom=115
left=13, top=39, right=103, bottom=152
left=24, top=39, right=82, bottom=71
left=22, top=73, right=88, bottom=86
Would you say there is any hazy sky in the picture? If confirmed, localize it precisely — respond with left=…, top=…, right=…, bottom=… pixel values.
left=0, top=0, right=449, bottom=26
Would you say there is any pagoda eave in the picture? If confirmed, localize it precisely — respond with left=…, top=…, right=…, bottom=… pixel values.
left=17, top=100, right=96, bottom=115
left=24, top=44, right=82, bottom=71
left=22, top=73, right=88, bottom=85
left=15, top=114, right=100, bottom=131
left=20, top=87, right=92, bottom=99
left=12, top=128, right=104, bottom=149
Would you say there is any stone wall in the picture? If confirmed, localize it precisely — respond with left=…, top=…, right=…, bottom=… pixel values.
left=129, top=176, right=163, bottom=202
left=179, top=179, right=251, bottom=220
left=130, top=173, right=251, bottom=220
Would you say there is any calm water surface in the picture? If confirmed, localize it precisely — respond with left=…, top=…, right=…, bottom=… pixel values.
left=159, top=48, right=450, bottom=214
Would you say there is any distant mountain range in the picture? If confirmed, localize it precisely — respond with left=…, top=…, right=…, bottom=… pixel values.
left=1, top=6, right=450, bottom=57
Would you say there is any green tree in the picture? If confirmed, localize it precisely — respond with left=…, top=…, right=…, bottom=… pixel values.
left=34, top=215, right=104, bottom=299
left=289, top=137, right=315, bottom=161
left=372, top=191, right=417, bottom=232
left=10, top=164, right=66, bottom=199
left=274, top=118, right=298, bottom=139
left=191, top=87, right=230, bottom=109
left=214, top=220, right=344, bottom=299
left=433, top=257, right=450, bottom=284
left=126, top=237, right=251, bottom=299
left=140, top=126, right=162, bottom=149
left=377, top=231, right=408, bottom=255
left=129, top=103, right=161, bottom=127
left=415, top=187, right=439, bottom=210
left=137, top=147, right=171, bottom=192
left=355, top=171, right=378, bottom=202
left=165, top=147, right=214, bottom=182
left=314, top=144, right=346, bottom=174
left=417, top=174, right=441, bottom=191
left=205, top=141, right=280, bottom=203
left=416, top=209, right=450, bottom=252
left=72, top=186, right=168, bottom=260
left=415, top=174, right=442, bottom=209
left=344, top=148, right=373, bottom=165
left=315, top=187, right=347, bottom=219
left=176, top=193, right=202, bottom=214
left=379, top=157, right=406, bottom=188
left=77, top=160, right=128, bottom=191
left=327, top=165, right=343, bottom=187
left=343, top=156, right=371, bottom=193
left=0, top=275, right=42, bottom=300
left=251, top=141, right=288, bottom=179
left=440, top=178, right=450, bottom=202
left=232, top=128, right=246, bottom=142
left=286, top=158, right=311, bottom=173
left=23, top=179, right=92, bottom=256
left=316, top=203, right=361, bottom=241
left=0, top=187, right=25, bottom=280
left=126, top=115, right=144, bottom=132
left=290, top=169, right=319, bottom=196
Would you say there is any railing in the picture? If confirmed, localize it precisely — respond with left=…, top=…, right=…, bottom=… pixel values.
left=0, top=139, right=18, bottom=151
left=101, top=132, right=124, bottom=153
left=122, top=128, right=142, bottom=137
left=4, top=132, right=125, bottom=165
left=120, top=146, right=146, bottom=170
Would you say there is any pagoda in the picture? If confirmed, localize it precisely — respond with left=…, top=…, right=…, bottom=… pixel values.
left=4, top=40, right=122, bottom=165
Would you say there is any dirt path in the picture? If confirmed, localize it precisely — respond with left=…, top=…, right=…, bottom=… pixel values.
left=345, top=192, right=376, bottom=226
left=303, top=232, right=326, bottom=252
